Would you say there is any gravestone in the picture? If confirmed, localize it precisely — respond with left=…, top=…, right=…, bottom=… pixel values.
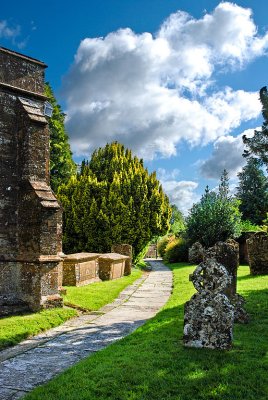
left=184, top=259, right=234, bottom=350
left=62, top=253, right=100, bottom=286
left=247, top=232, right=268, bottom=275
left=188, top=242, right=204, bottom=264
left=111, top=244, right=132, bottom=275
left=98, top=253, right=129, bottom=280
left=0, top=47, right=63, bottom=315
left=204, top=239, right=248, bottom=323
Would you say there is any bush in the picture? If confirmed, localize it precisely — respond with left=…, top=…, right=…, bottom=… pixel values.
left=163, top=237, right=189, bottom=263
left=239, top=219, right=261, bottom=232
left=157, top=236, right=170, bottom=258
left=186, top=172, right=241, bottom=248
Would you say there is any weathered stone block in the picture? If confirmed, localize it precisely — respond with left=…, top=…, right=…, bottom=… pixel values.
left=98, top=253, right=129, bottom=281
left=62, top=253, right=100, bottom=286
left=247, top=232, right=268, bottom=275
left=111, top=244, right=132, bottom=275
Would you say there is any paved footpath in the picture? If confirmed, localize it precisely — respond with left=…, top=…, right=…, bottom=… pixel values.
left=0, top=260, right=172, bottom=400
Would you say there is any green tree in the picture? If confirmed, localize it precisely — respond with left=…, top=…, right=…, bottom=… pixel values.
left=236, top=158, right=268, bottom=225
left=58, top=142, right=171, bottom=261
left=243, top=86, right=268, bottom=170
left=169, top=204, right=185, bottom=235
left=186, top=171, right=241, bottom=248
left=45, top=83, right=76, bottom=192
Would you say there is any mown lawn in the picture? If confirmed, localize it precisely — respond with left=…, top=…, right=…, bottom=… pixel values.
left=25, top=263, right=268, bottom=400
left=0, top=268, right=143, bottom=351
left=0, top=308, right=77, bottom=350
left=62, top=268, right=143, bottom=310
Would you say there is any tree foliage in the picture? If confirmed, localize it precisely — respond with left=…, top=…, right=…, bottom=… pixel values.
left=236, top=158, right=268, bottom=225
left=58, top=142, right=171, bottom=261
left=186, top=170, right=241, bottom=248
left=243, top=86, right=268, bottom=170
left=169, top=204, right=185, bottom=235
left=45, top=83, right=76, bottom=192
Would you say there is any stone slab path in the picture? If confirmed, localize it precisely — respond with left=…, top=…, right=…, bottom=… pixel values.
left=0, top=260, right=172, bottom=400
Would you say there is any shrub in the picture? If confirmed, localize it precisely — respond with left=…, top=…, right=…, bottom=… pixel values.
left=186, top=171, right=241, bottom=248
left=163, top=237, right=189, bottom=263
left=157, top=236, right=170, bottom=258
left=239, top=219, right=261, bottom=232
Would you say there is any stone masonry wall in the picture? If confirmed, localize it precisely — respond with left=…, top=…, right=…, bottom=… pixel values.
left=0, top=47, right=63, bottom=314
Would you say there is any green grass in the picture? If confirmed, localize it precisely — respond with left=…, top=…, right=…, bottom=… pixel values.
left=0, top=308, right=77, bottom=350
left=0, top=268, right=143, bottom=351
left=62, top=268, right=143, bottom=310
left=25, top=264, right=268, bottom=400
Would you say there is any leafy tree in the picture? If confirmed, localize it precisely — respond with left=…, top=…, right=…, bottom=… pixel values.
left=45, top=83, right=76, bottom=192
left=243, top=86, right=268, bottom=170
left=186, top=171, right=241, bottom=248
left=58, top=142, right=171, bottom=261
left=236, top=158, right=268, bottom=225
left=169, top=204, right=185, bottom=235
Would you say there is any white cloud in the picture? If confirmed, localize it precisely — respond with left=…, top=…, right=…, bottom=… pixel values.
left=63, top=2, right=266, bottom=159
left=0, top=20, right=20, bottom=40
left=157, top=169, right=199, bottom=214
left=200, top=128, right=258, bottom=179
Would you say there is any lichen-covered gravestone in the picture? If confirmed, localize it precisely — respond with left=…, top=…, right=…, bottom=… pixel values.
left=188, top=242, right=204, bottom=264
left=184, top=259, right=234, bottom=350
left=205, top=239, right=248, bottom=323
left=247, top=232, right=268, bottom=275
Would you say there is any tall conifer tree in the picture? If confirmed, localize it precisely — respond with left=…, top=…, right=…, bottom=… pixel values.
left=236, top=158, right=268, bottom=225
left=45, top=83, right=76, bottom=192
left=58, top=142, right=171, bottom=260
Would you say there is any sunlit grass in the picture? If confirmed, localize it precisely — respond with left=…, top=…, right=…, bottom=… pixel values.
left=25, top=263, right=268, bottom=400
left=0, top=308, right=77, bottom=350
left=0, top=268, right=143, bottom=350
left=62, top=268, right=142, bottom=310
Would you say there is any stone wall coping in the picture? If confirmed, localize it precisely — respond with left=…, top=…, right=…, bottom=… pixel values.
left=98, top=253, right=129, bottom=261
left=63, top=253, right=100, bottom=262
left=0, top=46, right=47, bottom=67
left=0, top=82, right=47, bottom=101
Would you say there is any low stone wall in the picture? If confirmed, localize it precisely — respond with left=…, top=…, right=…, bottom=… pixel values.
left=62, top=253, right=100, bottom=286
left=111, top=244, right=132, bottom=275
left=98, top=253, right=129, bottom=281
left=247, top=232, right=268, bottom=275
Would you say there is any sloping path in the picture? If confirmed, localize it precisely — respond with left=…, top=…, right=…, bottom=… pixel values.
left=0, top=260, right=172, bottom=400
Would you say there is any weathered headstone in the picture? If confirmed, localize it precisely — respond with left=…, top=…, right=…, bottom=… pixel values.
left=236, top=232, right=255, bottom=264
left=184, top=259, right=234, bottom=350
left=0, top=47, right=63, bottom=315
left=111, top=244, right=132, bottom=275
left=188, top=242, right=204, bottom=264
left=204, top=239, right=248, bottom=323
left=247, top=232, right=268, bottom=275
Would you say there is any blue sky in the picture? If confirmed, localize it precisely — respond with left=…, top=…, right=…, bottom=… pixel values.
left=1, top=0, right=268, bottom=213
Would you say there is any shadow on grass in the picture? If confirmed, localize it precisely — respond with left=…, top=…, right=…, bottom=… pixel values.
left=25, top=280, right=268, bottom=400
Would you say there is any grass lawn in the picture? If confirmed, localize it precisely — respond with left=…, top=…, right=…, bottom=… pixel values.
left=62, top=268, right=143, bottom=310
left=0, top=308, right=77, bottom=350
left=0, top=268, right=143, bottom=351
left=25, top=263, right=268, bottom=400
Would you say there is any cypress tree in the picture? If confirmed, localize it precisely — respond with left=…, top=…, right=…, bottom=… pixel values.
left=58, top=142, right=171, bottom=260
left=45, top=83, right=76, bottom=192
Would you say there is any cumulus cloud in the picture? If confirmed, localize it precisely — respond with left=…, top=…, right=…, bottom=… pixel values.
left=63, top=2, right=265, bottom=159
left=157, top=169, right=199, bottom=214
left=200, top=128, right=257, bottom=179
